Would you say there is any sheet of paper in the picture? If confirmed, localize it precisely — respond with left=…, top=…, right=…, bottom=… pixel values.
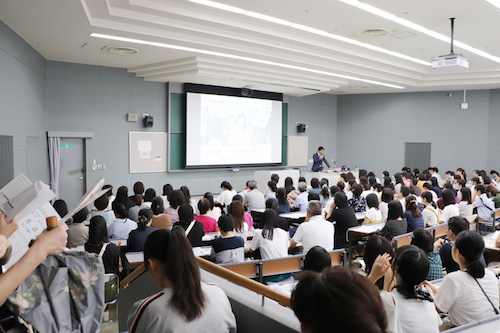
left=138, top=140, right=151, bottom=151
left=4, top=202, right=59, bottom=270
left=0, top=174, right=32, bottom=204
left=59, top=177, right=106, bottom=224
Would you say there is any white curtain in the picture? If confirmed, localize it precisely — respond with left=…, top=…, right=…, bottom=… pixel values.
left=48, top=137, right=61, bottom=202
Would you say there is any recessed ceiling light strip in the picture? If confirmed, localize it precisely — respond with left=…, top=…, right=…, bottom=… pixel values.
left=91, top=33, right=404, bottom=89
left=188, top=0, right=431, bottom=66
left=339, top=0, right=500, bottom=64
left=484, top=0, right=500, bottom=10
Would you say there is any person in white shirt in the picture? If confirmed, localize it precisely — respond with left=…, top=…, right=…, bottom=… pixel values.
left=292, top=182, right=309, bottom=212
left=380, top=188, right=394, bottom=222
left=473, top=185, right=495, bottom=223
left=265, top=180, right=277, bottom=201
left=367, top=246, right=442, bottom=333
left=108, top=203, right=138, bottom=239
left=362, top=193, right=382, bottom=225
left=215, top=181, right=237, bottom=212
left=439, top=189, right=459, bottom=224
left=423, top=231, right=499, bottom=327
left=429, top=167, right=443, bottom=184
left=250, top=209, right=289, bottom=259
left=289, top=201, right=334, bottom=254
left=421, top=192, right=439, bottom=227
left=243, top=180, right=265, bottom=212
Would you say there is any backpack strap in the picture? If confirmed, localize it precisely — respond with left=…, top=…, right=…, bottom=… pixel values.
left=98, top=243, right=108, bottom=257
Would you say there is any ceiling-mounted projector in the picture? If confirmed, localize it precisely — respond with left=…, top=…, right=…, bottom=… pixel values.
left=432, top=18, right=469, bottom=70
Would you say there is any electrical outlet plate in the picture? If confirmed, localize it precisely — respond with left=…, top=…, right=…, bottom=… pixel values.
left=461, top=102, right=468, bottom=110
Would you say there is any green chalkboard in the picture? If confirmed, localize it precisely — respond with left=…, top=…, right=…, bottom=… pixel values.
left=168, top=93, right=288, bottom=170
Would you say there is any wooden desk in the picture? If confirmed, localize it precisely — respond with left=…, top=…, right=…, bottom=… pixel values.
left=126, top=246, right=212, bottom=265
left=484, top=231, right=500, bottom=251
left=347, top=222, right=385, bottom=265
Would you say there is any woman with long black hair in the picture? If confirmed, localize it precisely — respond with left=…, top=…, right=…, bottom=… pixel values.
left=128, top=228, right=236, bottom=332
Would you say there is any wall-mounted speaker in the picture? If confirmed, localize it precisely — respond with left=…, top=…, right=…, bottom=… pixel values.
left=297, top=123, right=307, bottom=133
left=143, top=115, right=154, bottom=128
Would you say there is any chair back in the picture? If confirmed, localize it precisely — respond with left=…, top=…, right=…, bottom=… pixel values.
left=220, top=260, right=260, bottom=278
left=104, top=273, right=119, bottom=303
left=432, top=223, right=448, bottom=239
left=391, top=232, right=413, bottom=249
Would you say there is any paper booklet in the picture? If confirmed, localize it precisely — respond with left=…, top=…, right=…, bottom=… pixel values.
left=1, top=174, right=108, bottom=270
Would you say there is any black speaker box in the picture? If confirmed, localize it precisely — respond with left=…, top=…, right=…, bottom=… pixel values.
left=143, top=115, right=154, bottom=128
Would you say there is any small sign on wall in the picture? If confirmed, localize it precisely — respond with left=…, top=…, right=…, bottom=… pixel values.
left=60, top=142, right=74, bottom=148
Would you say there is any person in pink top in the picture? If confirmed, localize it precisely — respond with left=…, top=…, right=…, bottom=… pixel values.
left=194, top=198, right=218, bottom=232
left=231, top=194, right=253, bottom=229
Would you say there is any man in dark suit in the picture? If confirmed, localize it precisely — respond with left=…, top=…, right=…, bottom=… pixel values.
left=312, top=146, right=332, bottom=172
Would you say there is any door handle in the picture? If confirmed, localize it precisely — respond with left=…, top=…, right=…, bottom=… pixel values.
left=78, top=177, right=84, bottom=180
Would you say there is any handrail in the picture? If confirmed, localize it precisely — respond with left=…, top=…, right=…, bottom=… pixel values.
left=195, top=257, right=291, bottom=307
left=120, top=263, right=146, bottom=290
left=119, top=258, right=291, bottom=307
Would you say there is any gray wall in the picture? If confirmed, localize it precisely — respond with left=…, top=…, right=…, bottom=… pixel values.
left=0, top=21, right=49, bottom=184
left=337, top=90, right=495, bottom=177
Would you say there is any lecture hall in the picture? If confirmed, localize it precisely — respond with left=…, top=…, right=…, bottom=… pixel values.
left=1, top=0, right=500, bottom=332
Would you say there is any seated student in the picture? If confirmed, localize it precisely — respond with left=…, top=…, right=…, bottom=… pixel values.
left=323, top=186, right=341, bottom=217
left=457, top=187, right=473, bottom=218
left=231, top=195, right=253, bottom=229
left=404, top=195, right=424, bottom=232
left=439, top=189, right=459, bottom=224
left=421, top=192, right=439, bottom=227
left=430, top=177, right=441, bottom=198
left=348, top=184, right=366, bottom=213
left=203, top=192, right=222, bottom=221
left=142, top=188, right=156, bottom=209
left=108, top=203, right=138, bottom=239
left=128, top=229, right=236, bottom=333
left=165, top=190, right=184, bottom=223
left=215, top=181, right=237, bottom=212
left=292, top=182, right=309, bottom=212
left=416, top=174, right=427, bottom=192
left=243, top=180, right=265, bottom=212
left=268, top=246, right=332, bottom=296
left=422, top=182, right=438, bottom=202
left=410, top=228, right=443, bottom=281
left=150, top=196, right=172, bottom=230
left=53, top=199, right=70, bottom=222
left=265, top=198, right=290, bottom=232
left=113, top=185, right=133, bottom=211
left=211, top=215, right=244, bottom=264
left=434, top=216, right=486, bottom=274
left=127, top=209, right=158, bottom=252
left=129, top=182, right=145, bottom=201
left=363, top=193, right=382, bottom=225
left=129, top=194, right=148, bottom=223
left=309, top=178, right=321, bottom=195
left=326, top=192, right=357, bottom=248
left=396, top=186, right=411, bottom=212
left=319, top=180, right=331, bottom=207
left=91, top=194, right=115, bottom=227
left=379, top=201, right=408, bottom=241
left=102, top=184, right=115, bottom=211
left=194, top=198, right=218, bottom=233
left=380, top=188, right=394, bottom=222
left=487, top=185, right=500, bottom=208
left=176, top=204, right=204, bottom=247
left=367, top=245, right=442, bottom=333
left=265, top=180, right=277, bottom=201
left=250, top=209, right=289, bottom=259
left=436, top=183, right=459, bottom=209
left=394, top=173, right=403, bottom=195
left=291, top=267, right=387, bottom=333
left=66, top=206, right=89, bottom=248
left=284, top=176, right=295, bottom=195
left=290, top=201, right=334, bottom=254
left=363, top=235, right=393, bottom=290
left=180, top=186, right=197, bottom=213
left=470, top=177, right=480, bottom=201
left=160, top=183, right=173, bottom=209
left=276, top=187, right=290, bottom=214
left=227, top=201, right=249, bottom=241
left=85, top=216, right=130, bottom=280
left=424, top=231, right=500, bottom=327
left=473, top=185, right=495, bottom=224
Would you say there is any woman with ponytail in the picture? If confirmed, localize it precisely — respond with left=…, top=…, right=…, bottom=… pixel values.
left=127, top=228, right=236, bottom=332
left=368, top=245, right=442, bottom=333
left=150, top=196, right=172, bottom=230
left=424, top=230, right=499, bottom=327
left=127, top=209, right=157, bottom=252
left=403, top=195, right=424, bottom=232
left=421, top=191, right=439, bottom=227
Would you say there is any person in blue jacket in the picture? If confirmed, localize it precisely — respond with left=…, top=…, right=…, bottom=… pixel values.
left=312, top=146, right=332, bottom=172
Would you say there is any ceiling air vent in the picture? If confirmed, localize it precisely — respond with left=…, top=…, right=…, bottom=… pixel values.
left=109, top=47, right=139, bottom=55
left=358, top=29, right=389, bottom=37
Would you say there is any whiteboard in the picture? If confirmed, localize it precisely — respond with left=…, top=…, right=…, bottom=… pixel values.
left=129, top=132, right=167, bottom=173
left=287, top=136, right=308, bottom=166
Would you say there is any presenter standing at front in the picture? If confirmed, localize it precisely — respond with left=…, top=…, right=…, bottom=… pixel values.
left=312, top=146, right=332, bottom=172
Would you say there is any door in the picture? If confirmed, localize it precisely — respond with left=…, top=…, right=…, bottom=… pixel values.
left=58, top=138, right=86, bottom=209
left=404, top=142, right=431, bottom=173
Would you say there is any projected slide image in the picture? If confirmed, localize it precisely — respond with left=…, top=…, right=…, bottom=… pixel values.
left=186, top=92, right=282, bottom=167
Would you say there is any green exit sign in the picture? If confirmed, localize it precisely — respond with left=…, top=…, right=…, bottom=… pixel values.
left=60, top=142, right=74, bottom=148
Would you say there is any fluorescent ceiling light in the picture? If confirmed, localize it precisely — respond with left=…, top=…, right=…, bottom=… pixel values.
left=484, top=0, right=500, bottom=10
left=91, top=33, right=404, bottom=89
left=188, top=0, right=431, bottom=66
left=339, top=0, right=500, bottom=64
